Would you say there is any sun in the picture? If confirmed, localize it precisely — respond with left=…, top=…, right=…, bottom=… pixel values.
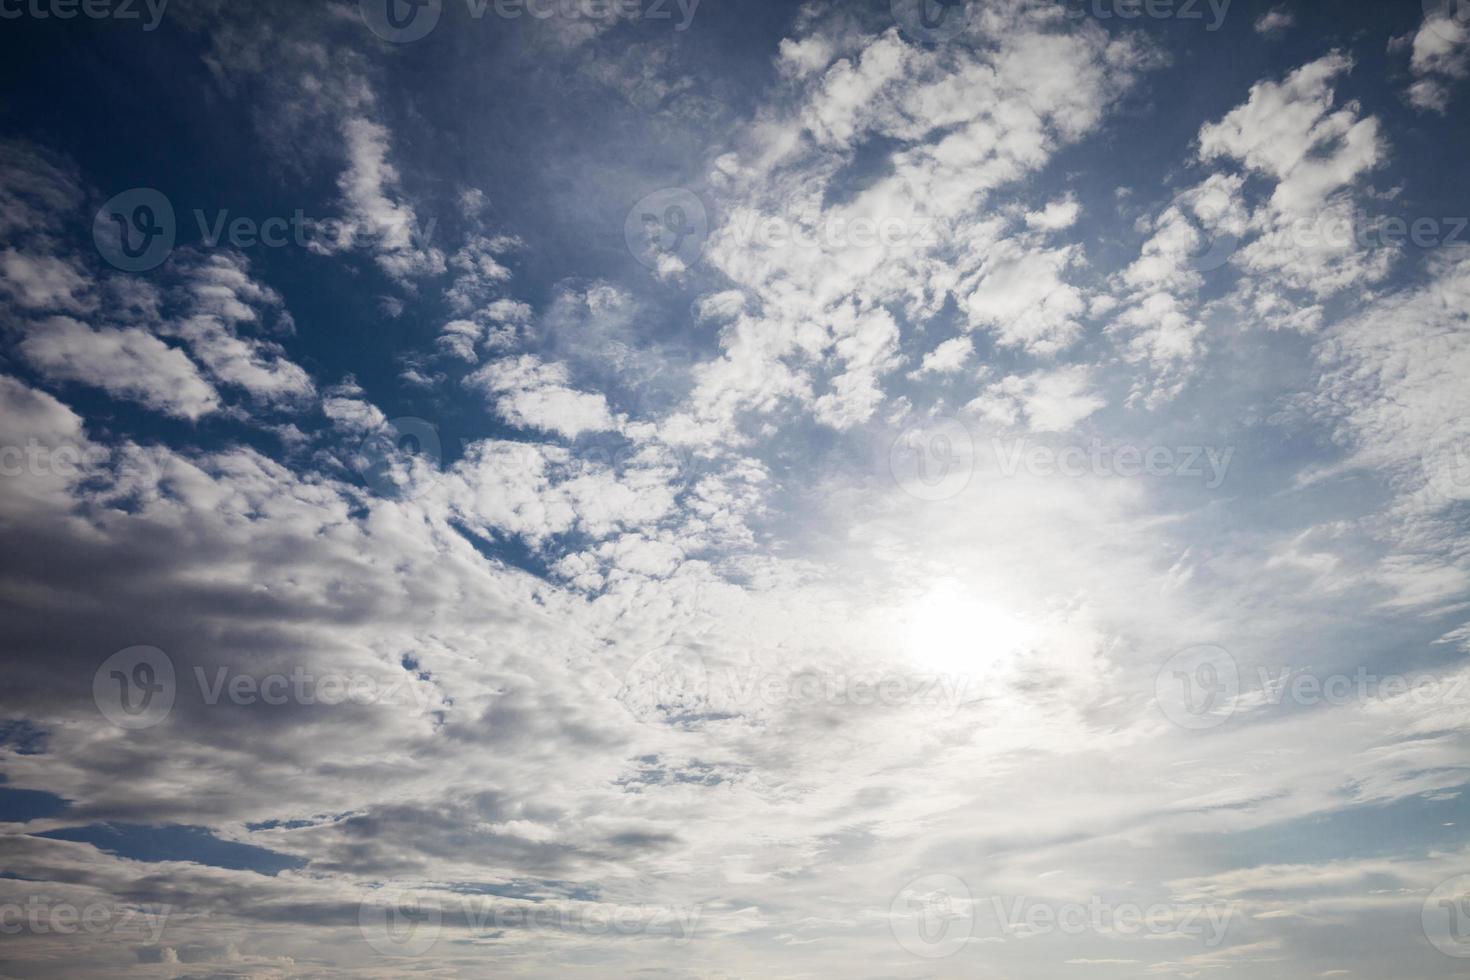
left=899, top=582, right=1035, bottom=675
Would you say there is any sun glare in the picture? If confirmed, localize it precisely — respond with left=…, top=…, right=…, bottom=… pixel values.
left=900, top=582, right=1036, bottom=675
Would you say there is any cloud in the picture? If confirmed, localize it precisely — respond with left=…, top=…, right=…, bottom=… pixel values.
left=16, top=318, right=220, bottom=420
left=467, top=354, right=620, bottom=439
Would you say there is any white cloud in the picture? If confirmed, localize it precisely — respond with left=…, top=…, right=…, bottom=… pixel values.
left=17, top=316, right=220, bottom=420
left=467, top=354, right=619, bottom=439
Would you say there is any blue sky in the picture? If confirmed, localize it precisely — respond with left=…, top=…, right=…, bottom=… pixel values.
left=2, top=0, right=1470, bottom=976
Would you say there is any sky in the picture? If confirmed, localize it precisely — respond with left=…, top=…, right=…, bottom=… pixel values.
left=1, top=0, right=1470, bottom=976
